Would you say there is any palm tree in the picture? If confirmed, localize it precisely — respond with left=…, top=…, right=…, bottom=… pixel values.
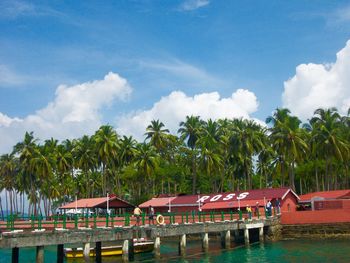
left=310, top=108, right=348, bottom=190
left=0, top=153, right=18, bottom=215
left=178, top=116, right=203, bottom=194
left=266, top=109, right=308, bottom=191
left=230, top=119, right=265, bottom=190
left=13, top=132, right=40, bottom=215
left=73, top=135, right=97, bottom=197
left=145, top=120, right=170, bottom=152
left=94, top=125, right=119, bottom=196
left=133, top=143, right=159, bottom=196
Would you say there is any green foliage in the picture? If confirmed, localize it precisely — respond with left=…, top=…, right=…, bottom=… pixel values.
left=0, top=107, right=349, bottom=216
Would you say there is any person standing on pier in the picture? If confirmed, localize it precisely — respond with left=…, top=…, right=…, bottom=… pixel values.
left=134, top=206, right=142, bottom=226
left=255, top=202, right=260, bottom=217
left=266, top=200, right=272, bottom=216
left=246, top=205, right=252, bottom=220
left=148, top=205, right=155, bottom=225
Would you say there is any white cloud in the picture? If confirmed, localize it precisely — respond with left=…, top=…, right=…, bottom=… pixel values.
left=180, top=0, right=210, bottom=11
left=116, top=89, right=259, bottom=140
left=282, top=40, right=350, bottom=120
left=0, top=1, right=34, bottom=18
left=138, top=58, right=225, bottom=90
left=0, top=64, right=26, bottom=86
left=0, top=72, right=132, bottom=154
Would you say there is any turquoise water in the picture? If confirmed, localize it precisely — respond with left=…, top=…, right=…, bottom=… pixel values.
left=1, top=239, right=350, bottom=262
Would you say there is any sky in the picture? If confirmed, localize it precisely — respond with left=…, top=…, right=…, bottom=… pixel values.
left=1, top=0, right=350, bottom=154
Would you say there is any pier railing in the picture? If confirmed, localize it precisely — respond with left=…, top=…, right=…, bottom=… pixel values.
left=0, top=208, right=277, bottom=232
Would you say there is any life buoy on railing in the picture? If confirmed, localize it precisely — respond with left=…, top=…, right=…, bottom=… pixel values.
left=156, top=214, right=165, bottom=225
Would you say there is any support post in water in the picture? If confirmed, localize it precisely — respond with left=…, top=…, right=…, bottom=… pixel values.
left=221, top=230, right=230, bottom=249
left=202, top=233, right=209, bottom=253
left=36, top=246, right=44, bottom=263
left=12, top=247, right=19, bottom=263
left=95, top=242, right=102, bottom=263
left=259, top=226, right=264, bottom=242
left=244, top=228, right=250, bottom=246
left=83, top=242, right=90, bottom=262
left=154, top=236, right=161, bottom=258
left=179, top=234, right=186, bottom=256
left=122, top=240, right=129, bottom=262
left=57, top=244, right=64, bottom=263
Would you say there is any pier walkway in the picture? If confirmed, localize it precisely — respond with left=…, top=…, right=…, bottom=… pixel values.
left=0, top=211, right=280, bottom=263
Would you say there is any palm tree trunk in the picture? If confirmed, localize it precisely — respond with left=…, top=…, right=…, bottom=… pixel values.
left=315, top=165, right=319, bottom=192
left=0, top=196, right=4, bottom=220
left=5, top=191, right=8, bottom=216
left=192, top=151, right=197, bottom=194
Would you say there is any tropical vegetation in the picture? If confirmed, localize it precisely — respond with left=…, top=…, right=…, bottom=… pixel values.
left=0, top=107, right=349, bottom=216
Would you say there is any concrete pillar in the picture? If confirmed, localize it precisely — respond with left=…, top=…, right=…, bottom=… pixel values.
left=178, top=234, right=186, bottom=256
left=122, top=240, right=129, bottom=262
left=122, top=239, right=134, bottom=262
left=234, top=229, right=240, bottom=242
left=95, top=242, right=102, bottom=263
left=154, top=236, right=161, bottom=258
left=12, top=247, right=19, bottom=263
left=221, top=230, right=231, bottom=249
left=202, top=233, right=209, bottom=253
left=259, top=227, right=264, bottom=242
left=83, top=242, right=90, bottom=262
left=36, top=246, right=44, bottom=263
left=128, top=239, right=134, bottom=261
left=244, top=229, right=250, bottom=246
left=57, top=244, right=64, bottom=263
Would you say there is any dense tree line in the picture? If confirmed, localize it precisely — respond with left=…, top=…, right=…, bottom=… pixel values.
left=0, top=107, right=349, bottom=216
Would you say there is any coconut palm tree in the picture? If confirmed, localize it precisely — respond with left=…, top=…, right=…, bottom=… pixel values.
left=266, top=109, right=308, bottom=190
left=133, top=143, right=159, bottom=196
left=94, top=125, right=119, bottom=196
left=310, top=108, right=348, bottom=190
left=178, top=116, right=203, bottom=194
left=73, top=135, right=97, bottom=197
left=145, top=120, right=170, bottom=152
left=13, top=132, right=41, bottom=215
left=230, top=119, right=265, bottom=190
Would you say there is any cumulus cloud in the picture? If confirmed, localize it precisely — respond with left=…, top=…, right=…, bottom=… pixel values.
left=116, top=89, right=259, bottom=140
left=0, top=72, right=132, bottom=154
left=282, top=40, right=350, bottom=120
left=180, top=0, right=210, bottom=11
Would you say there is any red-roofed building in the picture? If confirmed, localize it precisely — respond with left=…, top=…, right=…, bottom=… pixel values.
left=299, top=190, right=350, bottom=211
left=139, top=188, right=299, bottom=214
left=60, top=196, right=135, bottom=214
left=139, top=197, right=177, bottom=213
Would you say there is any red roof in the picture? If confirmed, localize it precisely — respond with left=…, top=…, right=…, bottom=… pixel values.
left=170, top=187, right=297, bottom=206
left=299, top=190, right=350, bottom=202
left=139, top=197, right=176, bottom=208
left=142, top=188, right=298, bottom=209
left=202, top=199, right=265, bottom=210
left=60, top=196, right=134, bottom=209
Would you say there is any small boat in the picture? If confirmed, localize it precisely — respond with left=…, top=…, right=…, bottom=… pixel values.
left=64, top=240, right=154, bottom=258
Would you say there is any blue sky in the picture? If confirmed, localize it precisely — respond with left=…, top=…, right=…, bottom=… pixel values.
left=1, top=0, right=350, bottom=152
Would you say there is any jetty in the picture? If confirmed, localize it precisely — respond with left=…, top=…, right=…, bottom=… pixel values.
left=0, top=212, right=281, bottom=263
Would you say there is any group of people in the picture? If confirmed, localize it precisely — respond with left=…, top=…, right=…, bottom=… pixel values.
left=133, top=199, right=282, bottom=225
left=245, top=198, right=281, bottom=219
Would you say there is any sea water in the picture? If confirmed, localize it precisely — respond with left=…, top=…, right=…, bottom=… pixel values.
left=1, top=239, right=349, bottom=262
